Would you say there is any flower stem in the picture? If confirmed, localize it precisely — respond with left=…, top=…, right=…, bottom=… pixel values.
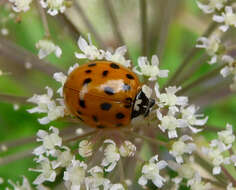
left=0, top=37, right=64, bottom=75
left=157, top=0, right=177, bottom=64
left=162, top=22, right=217, bottom=91
left=124, top=130, right=168, bottom=147
left=103, top=0, right=125, bottom=47
left=118, top=158, right=125, bottom=183
left=0, top=93, right=27, bottom=104
left=73, top=1, right=106, bottom=49
left=0, top=149, right=33, bottom=165
left=140, top=0, right=148, bottom=56
left=178, top=64, right=226, bottom=95
left=221, top=166, right=236, bottom=186
left=194, top=153, right=227, bottom=185
left=36, top=0, right=51, bottom=38
left=175, top=54, right=208, bottom=86
left=63, top=130, right=98, bottom=143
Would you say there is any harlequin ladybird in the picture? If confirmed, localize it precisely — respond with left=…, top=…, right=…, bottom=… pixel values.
left=63, top=61, right=155, bottom=129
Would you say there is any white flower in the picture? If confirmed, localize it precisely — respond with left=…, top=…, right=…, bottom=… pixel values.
left=119, top=140, right=136, bottom=157
left=196, top=0, right=227, bottom=14
left=170, top=135, right=196, bottom=163
left=64, top=159, right=87, bottom=190
left=53, top=63, right=79, bottom=97
left=213, top=6, right=236, bottom=32
left=85, top=166, right=110, bottom=190
left=169, top=161, right=195, bottom=185
left=27, top=87, right=65, bottom=124
left=105, top=46, right=131, bottom=67
left=8, top=176, right=32, bottom=190
left=51, top=147, right=73, bottom=168
left=33, top=127, right=62, bottom=156
left=78, top=140, right=93, bottom=158
left=75, top=35, right=105, bottom=60
left=36, top=39, right=62, bottom=59
left=196, top=35, right=221, bottom=64
left=9, top=0, right=32, bottom=12
left=190, top=180, right=211, bottom=190
left=218, top=123, right=235, bottom=146
left=31, top=157, right=57, bottom=185
left=40, top=0, right=66, bottom=16
left=110, top=184, right=125, bottom=190
left=220, top=55, right=235, bottom=77
left=101, top=140, right=120, bottom=172
left=157, top=111, right=187, bottom=139
left=1, top=28, right=9, bottom=36
left=0, top=177, right=3, bottom=184
left=53, top=72, right=67, bottom=96
left=231, top=155, right=236, bottom=166
left=181, top=105, right=208, bottom=133
left=155, top=84, right=188, bottom=111
left=133, top=55, right=169, bottom=81
left=138, top=155, right=167, bottom=188
left=227, top=183, right=236, bottom=190
left=202, top=139, right=230, bottom=175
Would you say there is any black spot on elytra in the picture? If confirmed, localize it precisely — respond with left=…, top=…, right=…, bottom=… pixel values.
left=126, top=97, right=133, bottom=102
left=102, top=70, right=109, bottom=77
left=110, top=63, right=120, bottom=69
left=97, top=125, right=106, bottom=129
left=116, top=123, right=123, bottom=127
left=100, top=102, right=112, bottom=111
left=126, top=74, right=134, bottom=80
left=124, top=97, right=132, bottom=108
left=79, top=99, right=86, bottom=108
left=77, top=115, right=84, bottom=121
left=104, top=87, right=114, bottom=95
left=88, top=63, right=96, bottom=67
left=83, top=78, right=92, bottom=85
left=124, top=104, right=131, bottom=108
left=92, top=115, right=98, bottom=122
left=85, top=69, right=92, bottom=73
left=77, top=110, right=82, bottom=115
left=116, top=112, right=125, bottom=119
left=122, top=83, right=131, bottom=91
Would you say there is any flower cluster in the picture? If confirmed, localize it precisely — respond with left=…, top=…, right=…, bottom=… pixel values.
left=27, top=86, right=65, bottom=124
left=202, top=123, right=235, bottom=175
left=40, top=0, right=66, bottom=16
left=36, top=39, right=62, bottom=59
left=196, top=0, right=236, bottom=90
left=9, top=0, right=32, bottom=12
left=155, top=84, right=207, bottom=139
left=75, top=35, right=131, bottom=68
left=30, top=127, right=137, bottom=190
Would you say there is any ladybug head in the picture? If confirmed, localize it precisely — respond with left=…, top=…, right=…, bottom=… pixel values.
left=131, top=89, right=155, bottom=119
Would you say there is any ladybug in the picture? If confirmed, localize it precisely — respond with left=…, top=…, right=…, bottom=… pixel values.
left=63, top=61, right=155, bottom=129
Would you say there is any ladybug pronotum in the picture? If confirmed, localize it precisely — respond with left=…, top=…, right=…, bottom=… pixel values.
left=63, top=61, right=155, bottom=129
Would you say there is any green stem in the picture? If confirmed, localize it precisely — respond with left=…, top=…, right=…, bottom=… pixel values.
left=0, top=93, right=27, bottom=104
left=63, top=130, right=98, bottom=143
left=140, top=0, right=148, bottom=56
left=221, top=166, right=236, bottom=186
left=74, top=1, right=106, bottom=49
left=124, top=130, right=168, bottom=147
left=175, top=54, right=208, bottom=86
left=103, top=0, right=125, bottom=47
left=157, top=0, right=177, bottom=64
left=162, top=22, right=217, bottom=91
left=36, top=0, right=50, bottom=38
left=178, top=64, right=226, bottom=95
